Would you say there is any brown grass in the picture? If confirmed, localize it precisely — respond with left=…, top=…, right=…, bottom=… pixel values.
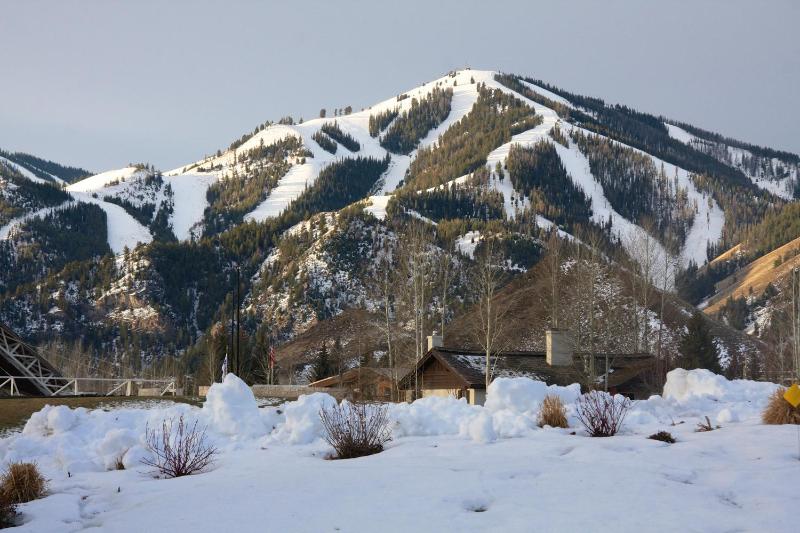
left=0, top=397, right=200, bottom=435
left=695, top=416, right=720, bottom=432
left=762, top=388, right=800, bottom=425
left=538, top=395, right=568, bottom=428
left=0, top=463, right=47, bottom=504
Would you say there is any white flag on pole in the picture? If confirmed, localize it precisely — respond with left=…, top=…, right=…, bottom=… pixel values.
left=221, top=352, right=228, bottom=380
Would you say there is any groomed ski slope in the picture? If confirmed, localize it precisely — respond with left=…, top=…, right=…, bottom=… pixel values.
left=0, top=156, right=51, bottom=185
left=666, top=123, right=797, bottom=201
left=2, top=369, right=795, bottom=533
left=243, top=71, right=483, bottom=222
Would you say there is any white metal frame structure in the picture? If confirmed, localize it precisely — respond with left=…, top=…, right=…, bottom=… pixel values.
left=0, top=322, right=68, bottom=395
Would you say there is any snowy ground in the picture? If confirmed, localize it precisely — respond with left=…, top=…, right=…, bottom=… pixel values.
left=0, top=370, right=795, bottom=532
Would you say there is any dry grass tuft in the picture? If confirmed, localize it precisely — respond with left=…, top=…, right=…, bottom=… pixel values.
left=538, top=395, right=568, bottom=428
left=0, top=462, right=47, bottom=504
left=695, top=416, right=720, bottom=432
left=762, top=388, right=800, bottom=425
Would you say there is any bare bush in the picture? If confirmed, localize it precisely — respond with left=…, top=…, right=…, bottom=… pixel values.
left=141, top=415, right=217, bottom=478
left=0, top=463, right=46, bottom=504
left=575, top=390, right=631, bottom=437
left=762, top=388, right=800, bottom=425
left=320, top=402, right=392, bottom=459
left=538, top=395, right=568, bottom=428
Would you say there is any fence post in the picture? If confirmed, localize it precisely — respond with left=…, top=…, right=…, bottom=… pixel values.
left=74, top=379, right=79, bottom=395
left=126, top=380, right=132, bottom=397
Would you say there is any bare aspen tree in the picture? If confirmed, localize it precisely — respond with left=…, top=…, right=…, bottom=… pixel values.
left=399, top=222, right=432, bottom=398
left=579, top=231, right=605, bottom=389
left=374, top=251, right=398, bottom=399
left=546, top=229, right=563, bottom=329
left=437, top=239, right=456, bottom=340
left=627, top=223, right=660, bottom=353
left=472, top=238, right=509, bottom=389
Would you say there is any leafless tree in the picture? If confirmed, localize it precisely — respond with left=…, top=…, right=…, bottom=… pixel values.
left=545, top=229, right=563, bottom=329
left=372, top=249, right=400, bottom=399
left=472, top=238, right=510, bottom=388
left=398, top=222, right=433, bottom=397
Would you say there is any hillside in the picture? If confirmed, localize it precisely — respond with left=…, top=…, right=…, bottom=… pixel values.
left=0, top=68, right=795, bottom=384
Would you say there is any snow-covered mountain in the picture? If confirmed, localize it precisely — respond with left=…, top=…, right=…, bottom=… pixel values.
left=0, top=68, right=795, bottom=376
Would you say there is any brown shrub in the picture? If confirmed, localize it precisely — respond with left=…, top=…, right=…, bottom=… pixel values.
left=0, top=493, right=15, bottom=529
left=320, top=402, right=391, bottom=459
left=538, top=395, right=568, bottom=428
left=762, top=388, right=800, bottom=425
left=141, top=415, right=217, bottom=478
left=648, top=431, right=676, bottom=444
left=575, top=390, right=631, bottom=437
left=0, top=463, right=47, bottom=504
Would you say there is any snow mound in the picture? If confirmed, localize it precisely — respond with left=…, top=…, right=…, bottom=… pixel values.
left=269, top=393, right=337, bottom=445
left=390, top=396, right=481, bottom=438
left=23, top=405, right=79, bottom=436
left=662, top=368, right=776, bottom=404
left=203, top=374, right=265, bottom=438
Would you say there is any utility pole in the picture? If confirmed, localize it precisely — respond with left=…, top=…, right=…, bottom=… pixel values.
left=235, top=264, right=241, bottom=376
left=793, top=267, right=799, bottom=382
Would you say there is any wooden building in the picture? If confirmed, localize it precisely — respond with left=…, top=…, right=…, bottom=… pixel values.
left=399, top=331, right=654, bottom=405
left=309, top=367, right=407, bottom=401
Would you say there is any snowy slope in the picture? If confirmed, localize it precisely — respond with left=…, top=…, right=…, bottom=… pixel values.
left=66, top=167, right=143, bottom=193
left=164, top=173, right=217, bottom=241
left=241, top=71, right=483, bottom=221
left=68, top=192, right=152, bottom=254
left=667, top=123, right=798, bottom=201
left=0, top=156, right=50, bottom=185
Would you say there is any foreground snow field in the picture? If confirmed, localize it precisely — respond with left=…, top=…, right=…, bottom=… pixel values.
left=1, top=370, right=796, bottom=532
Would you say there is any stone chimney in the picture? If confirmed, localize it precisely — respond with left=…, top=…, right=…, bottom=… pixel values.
left=546, top=329, right=573, bottom=366
left=427, top=332, right=443, bottom=351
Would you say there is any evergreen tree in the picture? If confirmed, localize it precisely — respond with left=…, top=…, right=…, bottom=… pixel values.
left=679, top=312, right=721, bottom=373
left=310, top=342, right=333, bottom=381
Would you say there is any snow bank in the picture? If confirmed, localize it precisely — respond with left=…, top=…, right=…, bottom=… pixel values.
left=1, top=370, right=781, bottom=477
left=269, top=393, right=336, bottom=445
left=662, top=368, right=777, bottom=404
left=202, top=374, right=265, bottom=438
left=390, top=396, right=481, bottom=438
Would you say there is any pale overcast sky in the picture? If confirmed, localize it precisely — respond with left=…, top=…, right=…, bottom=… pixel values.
left=1, top=0, right=797, bottom=172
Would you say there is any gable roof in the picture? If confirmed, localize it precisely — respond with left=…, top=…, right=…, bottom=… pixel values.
left=308, top=367, right=408, bottom=388
left=398, top=348, right=653, bottom=390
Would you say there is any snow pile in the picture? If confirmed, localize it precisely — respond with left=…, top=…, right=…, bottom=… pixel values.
left=202, top=374, right=265, bottom=438
left=268, top=393, right=336, bottom=445
left=484, top=378, right=581, bottom=437
left=390, top=396, right=481, bottom=438
left=662, top=368, right=777, bottom=404
left=23, top=405, right=79, bottom=436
